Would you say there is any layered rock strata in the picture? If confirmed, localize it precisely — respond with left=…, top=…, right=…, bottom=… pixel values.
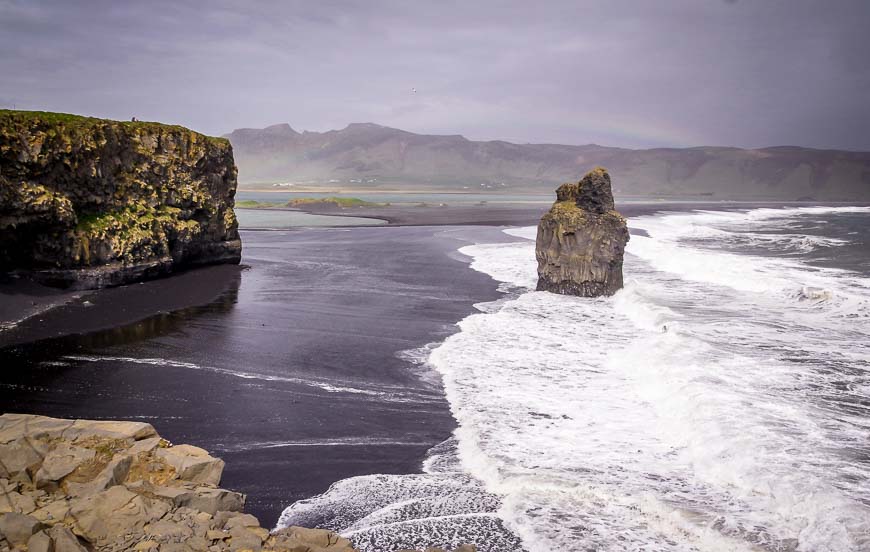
left=535, top=167, right=629, bottom=296
left=0, top=414, right=477, bottom=552
left=0, top=111, right=241, bottom=289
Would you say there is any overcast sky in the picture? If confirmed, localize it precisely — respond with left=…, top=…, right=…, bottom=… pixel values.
left=2, top=0, right=869, bottom=150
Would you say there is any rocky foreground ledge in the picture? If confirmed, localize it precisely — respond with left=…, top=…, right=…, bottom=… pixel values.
left=0, top=414, right=475, bottom=552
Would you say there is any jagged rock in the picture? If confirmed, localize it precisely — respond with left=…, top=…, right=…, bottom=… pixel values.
left=178, top=487, right=244, bottom=514
left=0, top=439, right=45, bottom=479
left=65, top=454, right=132, bottom=496
left=144, top=519, right=193, bottom=541
left=27, top=529, right=53, bottom=552
left=30, top=498, right=69, bottom=526
left=46, top=525, right=87, bottom=552
left=0, top=414, right=74, bottom=444
left=0, top=512, right=44, bottom=545
left=0, top=490, right=36, bottom=514
left=0, top=110, right=242, bottom=289
left=155, top=444, right=224, bottom=486
left=61, top=419, right=157, bottom=442
left=222, top=513, right=259, bottom=531
left=128, top=437, right=162, bottom=456
left=228, top=525, right=264, bottom=551
left=34, top=443, right=95, bottom=490
left=0, top=414, right=477, bottom=552
left=536, top=167, right=629, bottom=296
left=68, top=486, right=170, bottom=544
left=271, top=526, right=355, bottom=551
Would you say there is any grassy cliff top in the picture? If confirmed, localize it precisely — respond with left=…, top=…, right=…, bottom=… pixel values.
left=0, top=109, right=229, bottom=147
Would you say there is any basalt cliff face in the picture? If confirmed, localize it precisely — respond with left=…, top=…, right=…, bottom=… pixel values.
left=0, top=111, right=241, bottom=289
left=535, top=167, right=629, bottom=297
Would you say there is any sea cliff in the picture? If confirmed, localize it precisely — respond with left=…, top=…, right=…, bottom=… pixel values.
left=535, top=167, right=629, bottom=296
left=0, top=111, right=241, bottom=289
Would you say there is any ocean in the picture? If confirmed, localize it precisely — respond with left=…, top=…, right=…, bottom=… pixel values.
left=278, top=206, right=870, bottom=551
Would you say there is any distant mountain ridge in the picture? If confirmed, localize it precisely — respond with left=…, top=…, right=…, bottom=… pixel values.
left=225, top=123, right=870, bottom=200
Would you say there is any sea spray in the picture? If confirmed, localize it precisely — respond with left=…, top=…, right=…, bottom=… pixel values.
left=279, top=206, right=870, bottom=551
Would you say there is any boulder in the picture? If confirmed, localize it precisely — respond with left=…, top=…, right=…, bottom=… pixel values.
left=223, top=512, right=259, bottom=531
left=0, top=512, right=44, bottom=545
left=0, top=490, right=37, bottom=514
left=61, top=419, right=157, bottom=442
left=27, top=529, right=54, bottom=552
left=145, top=519, right=194, bottom=541
left=68, top=486, right=169, bottom=545
left=0, top=438, right=46, bottom=479
left=272, top=526, right=354, bottom=550
left=128, top=437, right=163, bottom=456
left=0, top=414, right=74, bottom=444
left=34, top=443, right=95, bottom=490
left=65, top=454, right=132, bottom=496
left=30, top=498, right=70, bottom=526
left=228, top=525, right=264, bottom=551
left=536, top=167, right=629, bottom=297
left=46, top=525, right=88, bottom=552
left=155, top=445, right=224, bottom=485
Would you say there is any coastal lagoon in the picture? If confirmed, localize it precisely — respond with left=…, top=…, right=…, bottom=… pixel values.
left=234, top=207, right=386, bottom=229
left=235, top=190, right=553, bottom=206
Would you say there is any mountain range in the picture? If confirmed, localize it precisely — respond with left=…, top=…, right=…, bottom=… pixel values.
left=225, top=123, right=870, bottom=200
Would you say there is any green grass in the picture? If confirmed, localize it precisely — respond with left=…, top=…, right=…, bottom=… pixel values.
left=0, top=109, right=229, bottom=147
left=235, top=199, right=282, bottom=209
left=286, top=197, right=379, bottom=208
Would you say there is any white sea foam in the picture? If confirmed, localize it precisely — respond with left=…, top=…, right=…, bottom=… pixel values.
left=428, top=206, right=870, bottom=551
left=277, top=206, right=870, bottom=551
left=63, top=354, right=438, bottom=403
left=276, top=437, right=522, bottom=552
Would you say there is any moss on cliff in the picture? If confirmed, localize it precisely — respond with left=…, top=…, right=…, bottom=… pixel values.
left=0, top=110, right=229, bottom=148
left=0, top=110, right=241, bottom=286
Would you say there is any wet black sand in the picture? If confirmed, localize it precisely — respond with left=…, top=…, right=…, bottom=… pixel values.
left=0, top=225, right=516, bottom=525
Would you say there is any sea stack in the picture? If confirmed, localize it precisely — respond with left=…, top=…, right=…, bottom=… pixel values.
left=0, top=110, right=241, bottom=289
left=535, top=167, right=629, bottom=296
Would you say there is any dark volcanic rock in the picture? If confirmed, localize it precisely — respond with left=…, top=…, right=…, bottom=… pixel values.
left=536, top=167, right=629, bottom=296
left=0, top=110, right=241, bottom=289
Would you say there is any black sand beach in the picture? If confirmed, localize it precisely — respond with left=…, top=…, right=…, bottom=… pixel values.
left=0, top=224, right=518, bottom=525
left=0, top=201, right=804, bottom=526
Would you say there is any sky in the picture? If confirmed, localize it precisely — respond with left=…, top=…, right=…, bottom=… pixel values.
left=1, top=0, right=869, bottom=150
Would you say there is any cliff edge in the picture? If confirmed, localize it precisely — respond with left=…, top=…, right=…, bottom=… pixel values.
left=535, top=167, right=629, bottom=296
left=0, top=111, right=241, bottom=289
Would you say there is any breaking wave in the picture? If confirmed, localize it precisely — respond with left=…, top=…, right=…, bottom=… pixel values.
left=278, top=206, right=870, bottom=551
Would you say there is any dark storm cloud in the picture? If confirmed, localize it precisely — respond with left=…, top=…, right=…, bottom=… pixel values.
left=1, top=0, right=869, bottom=149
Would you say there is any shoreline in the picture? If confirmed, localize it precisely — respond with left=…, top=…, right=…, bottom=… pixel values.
left=0, top=225, right=512, bottom=527
left=239, top=199, right=870, bottom=229
left=0, top=264, right=244, bottom=348
left=3, top=202, right=863, bottom=542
